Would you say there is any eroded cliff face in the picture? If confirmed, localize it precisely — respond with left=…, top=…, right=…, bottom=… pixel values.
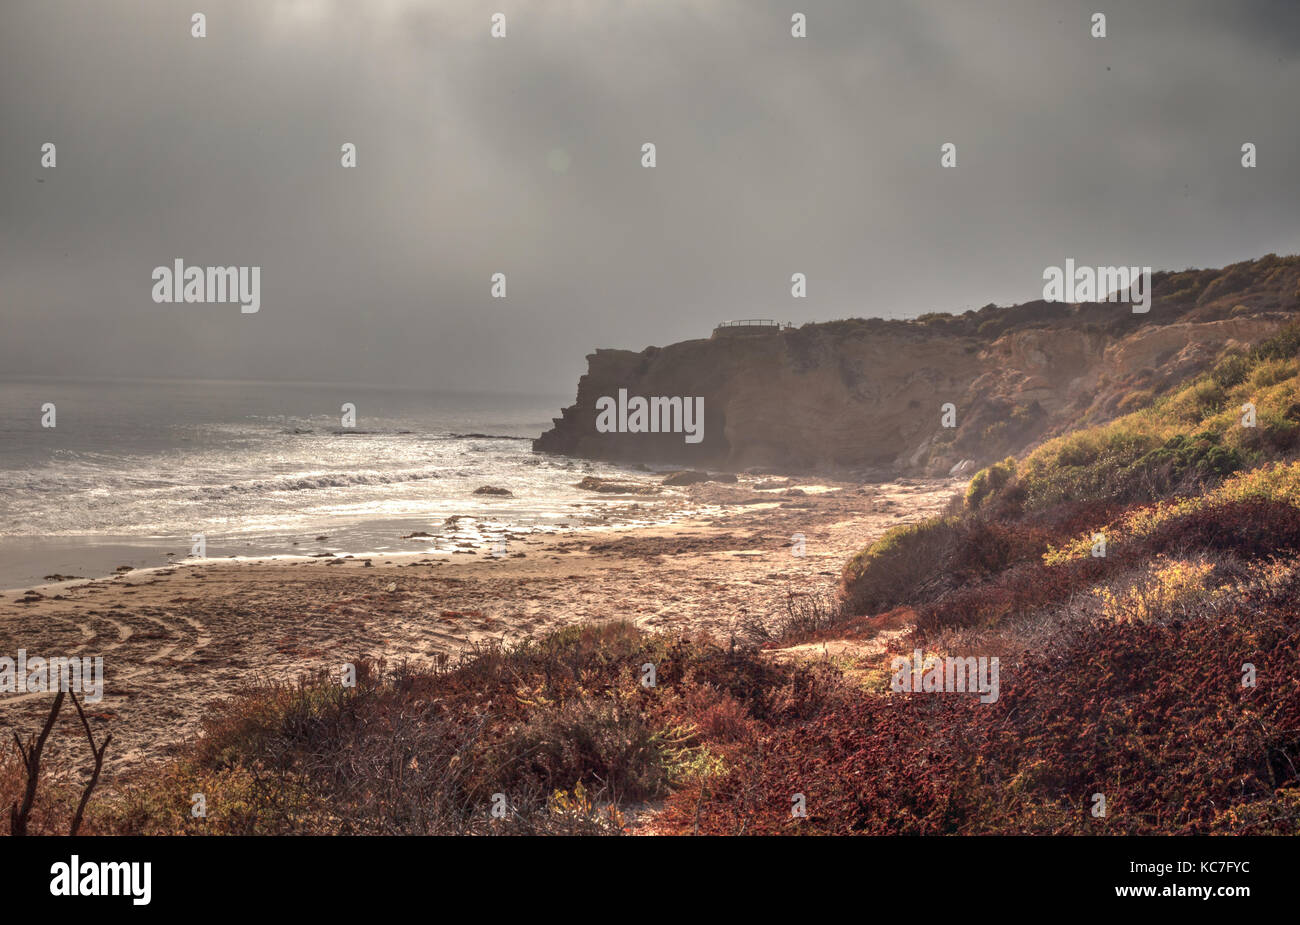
left=534, top=256, right=1300, bottom=475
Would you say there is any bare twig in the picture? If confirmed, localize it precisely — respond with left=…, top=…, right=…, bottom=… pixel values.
left=68, top=690, right=112, bottom=836
left=9, top=690, right=66, bottom=836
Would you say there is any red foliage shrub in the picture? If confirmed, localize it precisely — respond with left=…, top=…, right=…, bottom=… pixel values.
left=659, top=600, right=1300, bottom=835
left=1139, top=498, right=1300, bottom=560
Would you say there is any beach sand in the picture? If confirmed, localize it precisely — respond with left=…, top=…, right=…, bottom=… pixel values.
left=0, top=476, right=957, bottom=782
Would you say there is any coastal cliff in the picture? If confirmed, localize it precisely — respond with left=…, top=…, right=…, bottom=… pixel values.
left=535, top=255, right=1300, bottom=475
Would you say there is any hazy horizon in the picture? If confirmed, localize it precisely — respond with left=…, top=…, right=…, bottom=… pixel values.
left=4, top=0, right=1299, bottom=394
left=0, top=370, right=573, bottom=398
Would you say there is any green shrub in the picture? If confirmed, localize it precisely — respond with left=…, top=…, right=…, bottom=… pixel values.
left=1248, top=358, right=1297, bottom=391
left=1117, top=389, right=1154, bottom=414
left=965, top=457, right=1017, bottom=510
left=1017, top=424, right=1163, bottom=508
left=841, top=517, right=961, bottom=615
left=1124, top=431, right=1245, bottom=494
left=1254, top=322, right=1300, bottom=362
left=1009, top=323, right=1300, bottom=512
left=1211, top=352, right=1251, bottom=389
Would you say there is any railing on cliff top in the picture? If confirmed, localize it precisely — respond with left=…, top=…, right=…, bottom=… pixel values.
left=711, top=319, right=795, bottom=337
left=715, top=319, right=784, bottom=328
left=712, top=318, right=790, bottom=335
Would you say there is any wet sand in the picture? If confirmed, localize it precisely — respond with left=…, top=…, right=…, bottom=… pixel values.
left=0, top=476, right=958, bottom=782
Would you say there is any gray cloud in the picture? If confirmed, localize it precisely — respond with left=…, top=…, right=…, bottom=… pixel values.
left=2, top=0, right=1298, bottom=393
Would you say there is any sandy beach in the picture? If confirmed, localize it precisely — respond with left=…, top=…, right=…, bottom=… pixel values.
left=0, top=476, right=956, bottom=782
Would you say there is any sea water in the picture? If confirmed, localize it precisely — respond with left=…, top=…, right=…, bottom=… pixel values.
left=0, top=377, right=668, bottom=588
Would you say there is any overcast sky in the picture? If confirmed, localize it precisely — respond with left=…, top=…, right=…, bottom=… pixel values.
left=2, top=0, right=1298, bottom=394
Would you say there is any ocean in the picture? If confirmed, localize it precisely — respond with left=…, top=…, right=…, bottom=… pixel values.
left=0, top=377, right=669, bottom=589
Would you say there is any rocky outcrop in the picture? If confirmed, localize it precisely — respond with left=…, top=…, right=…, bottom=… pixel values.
left=575, top=476, right=660, bottom=495
left=661, top=470, right=737, bottom=486
left=535, top=255, right=1300, bottom=475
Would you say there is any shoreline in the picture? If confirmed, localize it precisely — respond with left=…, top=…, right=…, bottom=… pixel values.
left=0, top=488, right=697, bottom=594
left=0, top=476, right=960, bottom=783
left=0, top=473, right=860, bottom=594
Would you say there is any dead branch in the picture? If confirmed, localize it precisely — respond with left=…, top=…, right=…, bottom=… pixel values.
left=9, top=690, right=66, bottom=836
left=68, top=690, right=112, bottom=836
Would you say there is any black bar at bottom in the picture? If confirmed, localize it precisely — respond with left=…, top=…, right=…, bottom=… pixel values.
left=0, top=835, right=1277, bottom=911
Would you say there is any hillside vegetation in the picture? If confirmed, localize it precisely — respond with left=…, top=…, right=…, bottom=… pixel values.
left=820, top=322, right=1300, bottom=833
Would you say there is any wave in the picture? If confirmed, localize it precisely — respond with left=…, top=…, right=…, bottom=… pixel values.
left=195, top=469, right=443, bottom=498
left=448, top=432, right=534, bottom=441
left=0, top=466, right=444, bottom=503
